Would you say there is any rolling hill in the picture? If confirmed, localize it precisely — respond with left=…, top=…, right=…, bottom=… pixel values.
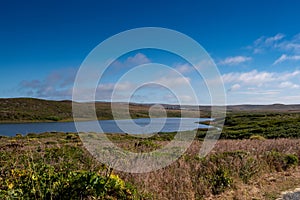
left=0, top=97, right=300, bottom=123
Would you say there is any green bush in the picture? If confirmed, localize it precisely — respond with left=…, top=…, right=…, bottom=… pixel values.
left=210, top=168, right=232, bottom=195
left=249, top=134, right=266, bottom=140
left=239, top=157, right=260, bottom=183
left=284, top=154, right=299, bottom=170
left=45, top=116, right=61, bottom=121
left=0, top=163, right=137, bottom=200
left=264, top=151, right=299, bottom=171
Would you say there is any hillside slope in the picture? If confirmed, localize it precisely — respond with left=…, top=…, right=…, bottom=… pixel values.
left=1, top=98, right=300, bottom=123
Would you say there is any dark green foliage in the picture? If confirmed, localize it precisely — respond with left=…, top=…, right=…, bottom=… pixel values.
left=264, top=151, right=299, bottom=171
left=239, top=157, right=260, bottom=183
left=0, top=133, right=140, bottom=199
left=45, top=116, right=61, bottom=121
left=221, top=112, right=300, bottom=139
left=210, top=168, right=232, bottom=195
left=0, top=98, right=73, bottom=122
left=0, top=163, right=137, bottom=199
left=285, top=154, right=299, bottom=168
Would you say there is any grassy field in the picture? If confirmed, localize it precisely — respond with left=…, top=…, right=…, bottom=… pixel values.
left=1, top=130, right=300, bottom=199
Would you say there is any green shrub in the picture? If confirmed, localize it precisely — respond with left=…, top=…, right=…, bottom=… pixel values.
left=0, top=163, right=137, bottom=200
left=45, top=116, right=61, bottom=121
left=210, top=168, right=232, bottom=195
left=249, top=135, right=266, bottom=140
left=284, top=154, right=299, bottom=169
left=239, top=157, right=260, bottom=183
left=264, top=151, right=299, bottom=171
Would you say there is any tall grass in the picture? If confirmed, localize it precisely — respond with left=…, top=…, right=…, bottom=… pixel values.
left=1, top=132, right=300, bottom=199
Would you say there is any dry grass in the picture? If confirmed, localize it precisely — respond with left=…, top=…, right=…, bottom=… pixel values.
left=1, top=133, right=300, bottom=199
left=117, top=139, right=300, bottom=200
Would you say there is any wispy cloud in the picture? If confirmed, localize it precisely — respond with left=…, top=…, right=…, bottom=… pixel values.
left=248, top=33, right=300, bottom=65
left=219, top=56, right=252, bottom=65
left=222, top=70, right=275, bottom=86
left=278, top=81, right=299, bottom=89
left=276, top=33, right=300, bottom=53
left=111, top=53, right=151, bottom=68
left=174, top=63, right=193, bottom=74
left=173, top=58, right=215, bottom=73
left=273, top=54, right=300, bottom=65
left=227, top=84, right=241, bottom=92
left=19, top=53, right=152, bottom=100
left=19, top=68, right=77, bottom=99
left=249, top=33, right=285, bottom=54
left=223, top=69, right=300, bottom=104
left=265, top=33, right=285, bottom=44
left=235, top=90, right=280, bottom=95
left=96, top=81, right=137, bottom=100
left=223, top=70, right=300, bottom=86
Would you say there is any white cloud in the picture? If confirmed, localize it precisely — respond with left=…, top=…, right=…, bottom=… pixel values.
left=97, top=83, right=114, bottom=92
left=228, top=84, right=241, bottom=92
left=177, top=95, right=194, bottom=104
left=280, top=70, right=300, bottom=79
left=174, top=63, right=193, bottom=74
left=111, top=53, right=151, bottom=68
left=276, top=33, right=300, bottom=53
left=249, top=33, right=300, bottom=56
left=114, top=81, right=136, bottom=91
left=236, top=89, right=280, bottom=95
left=273, top=54, right=300, bottom=65
left=96, top=82, right=137, bottom=100
left=126, top=53, right=151, bottom=65
left=279, top=81, right=299, bottom=89
left=219, top=56, right=252, bottom=65
left=223, top=69, right=300, bottom=104
left=250, top=33, right=285, bottom=54
left=222, top=70, right=300, bottom=87
left=19, top=68, right=77, bottom=99
left=265, top=33, right=285, bottom=44
left=222, top=70, right=274, bottom=86
left=155, top=76, right=191, bottom=87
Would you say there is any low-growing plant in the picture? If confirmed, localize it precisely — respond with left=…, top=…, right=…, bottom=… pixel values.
left=264, top=151, right=299, bottom=171
left=210, top=168, right=233, bottom=195
left=239, top=157, right=260, bottom=183
left=284, top=154, right=299, bottom=170
left=0, top=163, right=138, bottom=199
left=250, top=134, right=266, bottom=140
left=45, top=116, right=61, bottom=121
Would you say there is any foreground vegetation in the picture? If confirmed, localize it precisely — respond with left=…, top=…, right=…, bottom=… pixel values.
left=1, top=131, right=300, bottom=199
left=0, top=132, right=142, bottom=199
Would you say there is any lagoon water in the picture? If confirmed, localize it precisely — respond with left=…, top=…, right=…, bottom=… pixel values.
left=0, top=118, right=212, bottom=137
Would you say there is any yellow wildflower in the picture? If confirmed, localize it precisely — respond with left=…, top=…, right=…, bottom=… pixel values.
left=110, top=174, right=125, bottom=189
left=8, top=183, right=14, bottom=189
left=31, top=174, right=37, bottom=180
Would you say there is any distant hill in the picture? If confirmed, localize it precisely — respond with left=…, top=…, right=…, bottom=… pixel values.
left=225, top=104, right=300, bottom=112
left=0, top=98, right=186, bottom=122
left=0, top=98, right=299, bottom=122
left=0, top=98, right=73, bottom=122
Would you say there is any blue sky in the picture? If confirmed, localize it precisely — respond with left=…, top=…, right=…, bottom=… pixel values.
left=1, top=0, right=300, bottom=104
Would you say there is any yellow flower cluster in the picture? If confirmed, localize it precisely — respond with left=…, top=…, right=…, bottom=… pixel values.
left=11, top=169, right=26, bottom=177
left=109, top=174, right=125, bottom=189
